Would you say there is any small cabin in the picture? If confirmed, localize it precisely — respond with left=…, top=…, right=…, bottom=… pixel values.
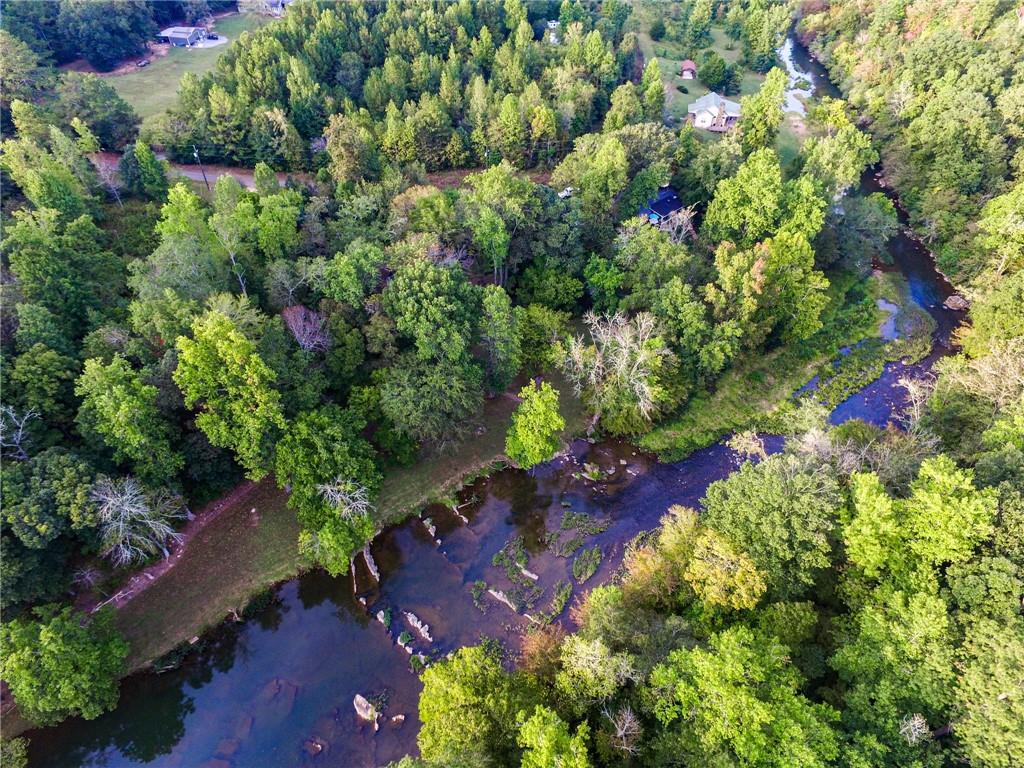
left=638, top=186, right=683, bottom=224
left=680, top=60, right=697, bottom=79
left=687, top=92, right=741, bottom=132
left=159, top=26, right=205, bottom=47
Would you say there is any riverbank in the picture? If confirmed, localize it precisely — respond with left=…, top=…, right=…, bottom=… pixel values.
left=108, top=373, right=586, bottom=674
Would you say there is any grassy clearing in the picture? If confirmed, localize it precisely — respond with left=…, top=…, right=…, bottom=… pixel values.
left=638, top=270, right=885, bottom=460
left=109, top=13, right=269, bottom=120
left=637, top=11, right=766, bottom=124
left=115, top=480, right=299, bottom=670
left=116, top=373, right=586, bottom=670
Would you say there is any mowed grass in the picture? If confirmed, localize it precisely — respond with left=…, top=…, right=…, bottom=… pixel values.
left=109, top=13, right=269, bottom=120
left=115, top=480, right=300, bottom=670
left=117, top=375, right=587, bottom=670
left=636, top=11, right=767, bottom=124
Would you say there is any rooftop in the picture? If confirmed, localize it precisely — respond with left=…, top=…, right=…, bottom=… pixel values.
left=688, top=91, right=741, bottom=117
left=638, top=186, right=682, bottom=221
left=681, top=59, right=697, bottom=70
left=160, top=26, right=204, bottom=36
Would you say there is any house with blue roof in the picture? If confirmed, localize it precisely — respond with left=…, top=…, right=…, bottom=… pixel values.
left=638, top=186, right=683, bottom=224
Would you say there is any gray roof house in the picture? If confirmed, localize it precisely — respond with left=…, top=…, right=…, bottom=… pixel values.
left=687, top=92, right=742, bottom=132
left=159, top=26, right=205, bottom=47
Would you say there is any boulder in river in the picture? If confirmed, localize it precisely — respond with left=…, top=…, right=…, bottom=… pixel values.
left=353, top=693, right=379, bottom=730
left=404, top=611, right=433, bottom=642
left=302, top=737, right=328, bottom=756
left=215, top=739, right=240, bottom=758
left=233, top=715, right=253, bottom=739
left=943, top=294, right=969, bottom=311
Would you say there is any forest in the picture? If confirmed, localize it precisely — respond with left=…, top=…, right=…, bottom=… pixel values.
left=0, top=0, right=1021, bottom=766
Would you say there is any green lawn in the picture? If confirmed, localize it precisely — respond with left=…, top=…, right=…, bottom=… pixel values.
left=109, top=13, right=269, bottom=120
left=115, top=375, right=587, bottom=671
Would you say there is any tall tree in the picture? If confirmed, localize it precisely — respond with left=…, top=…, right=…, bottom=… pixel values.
left=173, top=310, right=285, bottom=479
left=479, top=284, right=521, bottom=391
left=0, top=605, right=128, bottom=724
left=505, top=381, right=564, bottom=469
left=739, top=68, right=787, bottom=155
left=647, top=625, right=839, bottom=768
left=75, top=356, right=183, bottom=485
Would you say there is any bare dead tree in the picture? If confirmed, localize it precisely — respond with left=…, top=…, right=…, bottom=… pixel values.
left=657, top=204, right=698, bottom=243
left=316, top=477, right=374, bottom=522
left=900, top=713, right=931, bottom=746
left=95, top=161, right=124, bottom=208
left=91, top=477, right=187, bottom=567
left=603, top=705, right=642, bottom=755
left=561, top=312, right=670, bottom=430
left=727, top=429, right=767, bottom=460
left=0, top=405, right=38, bottom=460
left=266, top=257, right=325, bottom=309
left=898, top=375, right=937, bottom=432
left=282, top=305, right=332, bottom=352
left=940, top=338, right=1024, bottom=409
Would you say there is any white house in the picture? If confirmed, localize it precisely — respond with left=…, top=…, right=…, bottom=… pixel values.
left=546, top=19, right=561, bottom=44
left=687, top=92, right=741, bottom=132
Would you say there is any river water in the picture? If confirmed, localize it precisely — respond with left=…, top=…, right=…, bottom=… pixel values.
left=27, top=35, right=965, bottom=768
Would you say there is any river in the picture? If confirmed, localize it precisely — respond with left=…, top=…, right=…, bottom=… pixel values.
left=26, top=34, right=965, bottom=768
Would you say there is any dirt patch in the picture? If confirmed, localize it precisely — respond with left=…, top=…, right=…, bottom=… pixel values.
left=61, top=42, right=171, bottom=77
left=424, top=167, right=552, bottom=190
left=786, top=112, right=809, bottom=138
left=80, top=480, right=262, bottom=614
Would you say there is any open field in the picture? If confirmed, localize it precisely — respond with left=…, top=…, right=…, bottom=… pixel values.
left=113, top=376, right=586, bottom=671
left=634, top=6, right=803, bottom=160
left=106, top=13, right=269, bottom=120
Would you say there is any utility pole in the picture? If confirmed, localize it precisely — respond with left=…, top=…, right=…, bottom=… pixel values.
left=192, top=144, right=211, bottom=192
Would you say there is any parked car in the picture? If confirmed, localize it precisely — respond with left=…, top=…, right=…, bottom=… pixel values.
left=207, top=33, right=219, bottom=40
left=136, top=59, right=150, bottom=67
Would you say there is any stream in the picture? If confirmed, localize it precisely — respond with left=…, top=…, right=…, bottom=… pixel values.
left=26, top=34, right=965, bottom=768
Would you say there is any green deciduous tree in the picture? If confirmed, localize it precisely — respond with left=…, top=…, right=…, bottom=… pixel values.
left=418, top=644, right=540, bottom=765
left=1, top=448, right=96, bottom=549
left=379, top=353, right=484, bottom=445
left=648, top=625, right=839, bottom=768
left=953, top=618, right=1024, bottom=768
left=703, top=148, right=825, bottom=248
left=0, top=605, right=128, bottom=724
left=702, top=455, right=840, bottom=599
left=505, top=381, right=564, bottom=469
left=274, top=405, right=381, bottom=575
left=173, top=310, right=285, bottom=479
left=684, top=527, right=767, bottom=611
left=383, top=260, right=479, bottom=362
left=518, top=706, right=592, bottom=768
left=75, top=356, right=183, bottom=485
left=706, top=230, right=830, bottom=349
left=479, top=284, right=521, bottom=391
left=739, top=68, right=787, bottom=155
left=4, top=208, right=123, bottom=333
